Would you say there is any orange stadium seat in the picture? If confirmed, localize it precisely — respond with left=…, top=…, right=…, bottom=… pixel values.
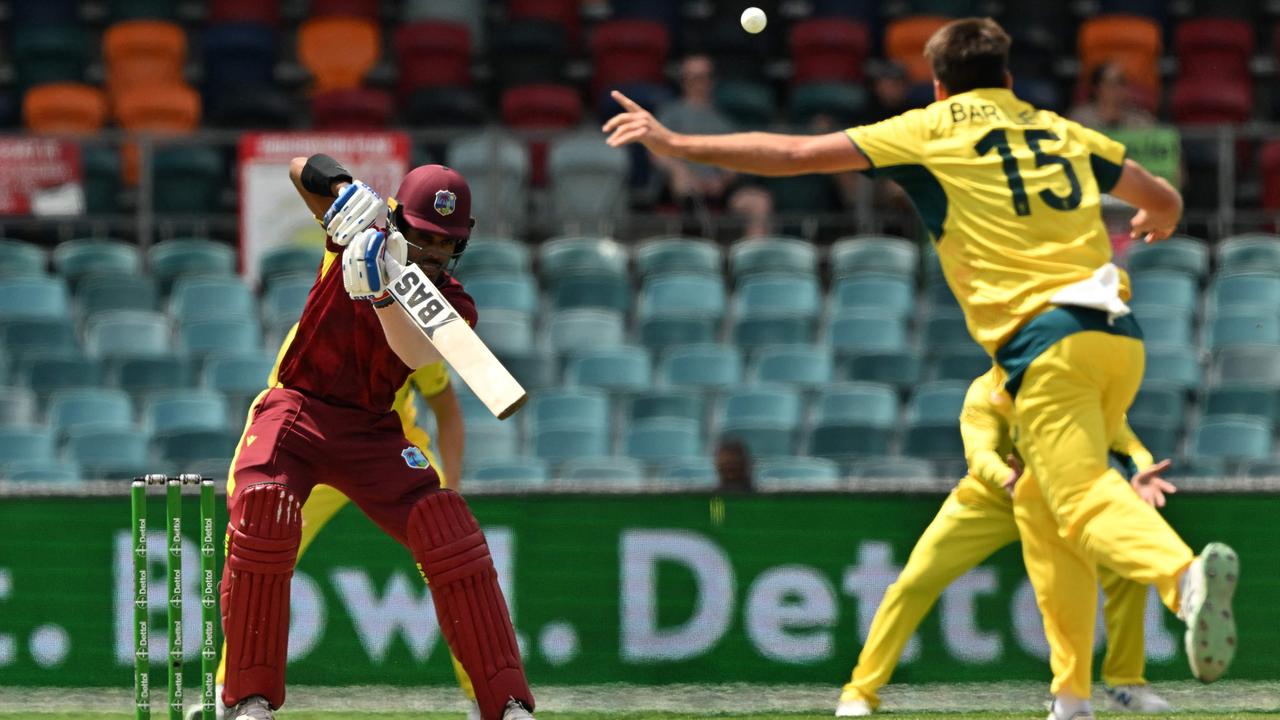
left=1077, top=15, right=1161, bottom=109
left=114, top=83, right=201, bottom=184
left=103, top=20, right=187, bottom=94
left=884, top=16, right=950, bottom=83
left=23, top=83, right=109, bottom=134
left=311, top=88, right=393, bottom=129
left=394, top=21, right=472, bottom=100
left=297, top=17, right=381, bottom=94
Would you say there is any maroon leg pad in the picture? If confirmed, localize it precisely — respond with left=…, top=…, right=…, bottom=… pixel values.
left=221, top=483, right=302, bottom=710
left=408, top=489, right=533, bottom=720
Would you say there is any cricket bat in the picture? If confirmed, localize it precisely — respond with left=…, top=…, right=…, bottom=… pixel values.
left=388, top=264, right=527, bottom=420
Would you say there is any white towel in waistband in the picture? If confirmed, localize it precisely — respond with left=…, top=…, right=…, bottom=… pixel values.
left=1048, top=262, right=1131, bottom=325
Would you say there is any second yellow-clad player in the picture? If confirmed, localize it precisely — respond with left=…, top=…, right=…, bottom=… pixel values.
left=836, top=369, right=1176, bottom=716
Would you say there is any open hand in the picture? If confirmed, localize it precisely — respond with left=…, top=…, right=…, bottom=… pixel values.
left=1003, top=454, right=1023, bottom=496
left=1129, top=207, right=1178, bottom=244
left=1132, top=458, right=1176, bottom=507
left=602, top=91, right=679, bottom=156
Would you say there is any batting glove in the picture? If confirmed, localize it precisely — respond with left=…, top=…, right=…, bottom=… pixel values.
left=342, top=228, right=407, bottom=302
left=323, top=180, right=383, bottom=246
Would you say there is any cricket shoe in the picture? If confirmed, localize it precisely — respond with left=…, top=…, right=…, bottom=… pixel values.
left=1178, top=542, right=1239, bottom=682
left=467, top=701, right=481, bottom=720
left=501, top=698, right=535, bottom=720
left=228, top=695, right=273, bottom=720
left=834, top=697, right=873, bottom=716
left=1103, top=684, right=1173, bottom=713
left=1046, top=698, right=1094, bottom=720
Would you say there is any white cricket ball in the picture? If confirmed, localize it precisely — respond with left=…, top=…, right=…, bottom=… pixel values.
left=740, top=6, right=767, bottom=34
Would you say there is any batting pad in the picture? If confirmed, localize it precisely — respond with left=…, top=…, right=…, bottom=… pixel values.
left=408, top=490, right=533, bottom=720
left=222, top=483, right=302, bottom=710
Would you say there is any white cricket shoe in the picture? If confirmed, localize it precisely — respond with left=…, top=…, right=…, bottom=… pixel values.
left=1046, top=698, right=1094, bottom=720
left=501, top=698, right=535, bottom=720
left=1178, top=542, right=1239, bottom=682
left=1104, top=684, right=1173, bottom=712
left=228, top=695, right=273, bottom=720
left=835, top=697, right=873, bottom=716
left=466, top=701, right=481, bottom=720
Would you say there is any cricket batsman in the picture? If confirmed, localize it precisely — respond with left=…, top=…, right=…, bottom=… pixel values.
left=217, top=154, right=535, bottom=720
left=603, top=16, right=1239, bottom=720
left=837, top=368, right=1176, bottom=716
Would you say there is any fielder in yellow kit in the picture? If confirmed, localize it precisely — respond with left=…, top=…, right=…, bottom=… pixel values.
left=602, top=16, right=1239, bottom=720
left=837, top=369, right=1176, bottom=716
left=211, top=334, right=478, bottom=719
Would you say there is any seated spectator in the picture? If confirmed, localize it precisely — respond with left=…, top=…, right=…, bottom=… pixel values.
left=1069, top=62, right=1156, bottom=129
left=868, top=61, right=918, bottom=121
left=715, top=437, right=754, bottom=494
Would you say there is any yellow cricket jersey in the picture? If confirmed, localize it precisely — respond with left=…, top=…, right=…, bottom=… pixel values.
left=846, top=88, right=1130, bottom=355
left=393, top=362, right=451, bottom=438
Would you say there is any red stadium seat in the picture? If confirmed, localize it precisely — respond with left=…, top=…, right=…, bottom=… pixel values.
left=311, top=88, right=393, bottom=129
left=209, top=0, right=280, bottom=26
left=885, top=16, right=950, bottom=83
left=394, top=22, right=472, bottom=100
left=508, top=0, right=580, bottom=48
left=790, top=19, right=870, bottom=83
left=501, top=84, right=583, bottom=187
left=1261, top=141, right=1280, bottom=223
left=1175, top=18, right=1253, bottom=80
left=1171, top=76, right=1251, bottom=124
left=310, top=0, right=380, bottom=19
left=589, top=20, right=669, bottom=97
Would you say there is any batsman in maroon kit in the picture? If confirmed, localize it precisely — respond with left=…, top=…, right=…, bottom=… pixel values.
left=219, top=154, right=535, bottom=720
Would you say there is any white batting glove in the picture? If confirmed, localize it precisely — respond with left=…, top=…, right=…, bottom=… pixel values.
left=323, top=180, right=383, bottom=246
left=342, top=228, right=407, bottom=301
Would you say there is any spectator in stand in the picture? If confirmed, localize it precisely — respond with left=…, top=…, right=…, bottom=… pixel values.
left=714, top=437, right=754, bottom=494
left=1070, top=62, right=1156, bottom=129
left=654, top=54, right=773, bottom=237
left=867, top=61, right=917, bottom=121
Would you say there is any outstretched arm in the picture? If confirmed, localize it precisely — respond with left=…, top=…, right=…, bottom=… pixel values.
left=602, top=91, right=870, bottom=176
left=1110, top=158, right=1183, bottom=243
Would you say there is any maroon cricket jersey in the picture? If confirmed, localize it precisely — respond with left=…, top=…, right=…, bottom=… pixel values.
left=274, top=237, right=478, bottom=413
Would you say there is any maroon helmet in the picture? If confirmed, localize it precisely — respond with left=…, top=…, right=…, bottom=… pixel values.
left=388, top=164, right=475, bottom=258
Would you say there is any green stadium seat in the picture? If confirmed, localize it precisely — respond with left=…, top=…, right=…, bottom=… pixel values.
left=719, top=419, right=796, bottom=458
left=153, top=147, right=224, bottom=214
left=76, top=274, right=159, bottom=317
left=0, top=427, right=57, bottom=467
left=154, top=429, right=240, bottom=467
left=148, top=239, right=236, bottom=292
left=921, top=309, right=972, bottom=348
left=827, top=312, right=909, bottom=354
left=719, top=386, right=803, bottom=426
left=928, top=344, right=990, bottom=382
left=1206, top=311, right=1280, bottom=350
left=766, top=174, right=843, bottom=215
left=808, top=382, right=898, bottom=460
left=789, top=82, right=868, bottom=125
left=12, top=26, right=88, bottom=88
left=4, top=459, right=82, bottom=482
left=659, top=458, right=717, bottom=488
left=635, top=237, right=722, bottom=279
left=546, top=309, right=625, bottom=355
left=1191, top=415, right=1272, bottom=460
left=65, top=426, right=150, bottom=478
left=548, top=133, right=630, bottom=225
left=733, top=274, right=821, bottom=348
left=756, top=457, right=841, bottom=488
left=1242, top=458, right=1280, bottom=478
left=47, top=388, right=134, bottom=436
left=145, top=390, right=229, bottom=434
left=83, top=146, right=122, bottom=213
left=469, top=458, right=550, bottom=485
left=474, top=310, right=535, bottom=356
left=903, top=381, right=968, bottom=459
left=638, top=316, right=719, bottom=349
left=924, top=278, right=960, bottom=312
left=464, top=423, right=521, bottom=466
left=0, top=239, right=48, bottom=277
left=533, top=425, right=609, bottom=462
left=170, top=276, right=256, bottom=321
left=258, top=245, right=323, bottom=288
left=23, top=354, right=102, bottom=400
left=715, top=79, right=775, bottom=129
left=1170, top=456, right=1228, bottom=482
left=728, top=237, right=817, bottom=280
left=114, top=355, right=193, bottom=398
left=840, top=351, right=923, bottom=390
left=1128, top=418, right=1180, bottom=461
left=832, top=274, right=915, bottom=319
left=1205, top=386, right=1278, bottom=425
left=465, top=276, right=538, bottom=314
left=660, top=344, right=743, bottom=390
left=830, top=236, right=918, bottom=279
left=1124, top=235, right=1209, bottom=280
left=639, top=274, right=726, bottom=320
left=204, top=353, right=273, bottom=395
left=847, top=456, right=935, bottom=479
left=1, top=319, right=78, bottom=366
left=178, top=317, right=262, bottom=356
left=558, top=456, right=646, bottom=487
left=454, top=237, right=531, bottom=278
left=86, top=310, right=171, bottom=359
left=0, top=386, right=37, bottom=427
left=52, top=239, right=141, bottom=287
left=1206, top=273, right=1280, bottom=316
left=1128, top=271, right=1199, bottom=316
left=0, top=276, right=71, bottom=320
left=550, top=274, right=630, bottom=312
left=750, top=344, right=833, bottom=390
left=565, top=347, right=652, bottom=393
left=108, top=0, right=178, bottom=20
left=262, top=276, right=312, bottom=332
left=626, top=418, right=703, bottom=463
left=447, top=132, right=529, bottom=230
left=540, top=235, right=629, bottom=278
left=1135, top=305, right=1194, bottom=348
left=530, top=388, right=609, bottom=430
left=1143, top=346, right=1202, bottom=394
left=1130, top=381, right=1187, bottom=425
left=628, top=392, right=705, bottom=425
left=1215, top=234, right=1280, bottom=274
left=498, top=350, right=556, bottom=391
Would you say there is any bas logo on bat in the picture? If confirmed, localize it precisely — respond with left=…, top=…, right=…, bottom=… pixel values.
left=392, top=270, right=459, bottom=337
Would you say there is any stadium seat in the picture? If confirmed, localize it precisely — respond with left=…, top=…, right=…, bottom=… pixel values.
left=732, top=274, right=821, bottom=348
left=540, top=234, right=627, bottom=278
left=532, top=424, right=609, bottom=462
left=719, top=386, right=803, bottom=427
left=48, top=388, right=134, bottom=436
left=790, top=19, right=870, bottom=83
left=550, top=273, right=630, bottom=313
left=169, top=276, right=256, bottom=321
left=628, top=392, right=705, bottom=425
left=830, top=236, right=917, bottom=279
left=201, top=22, right=277, bottom=105
left=404, top=0, right=486, bottom=49
left=565, top=347, right=652, bottom=394
left=719, top=418, right=797, bottom=459
left=903, top=381, right=967, bottom=459
left=1191, top=415, right=1272, bottom=461
left=10, top=0, right=80, bottom=27
left=454, top=237, right=531, bottom=278
left=204, top=353, right=274, bottom=398
left=558, top=457, right=646, bottom=487
left=1213, top=344, right=1280, bottom=386
left=659, top=458, right=717, bottom=488
left=714, top=80, right=776, bottom=130
left=789, top=82, right=869, bottom=126
left=0, top=387, right=37, bottom=427
left=1205, top=386, right=1279, bottom=425
left=154, top=428, right=240, bottom=466
left=259, top=245, right=323, bottom=287
left=885, top=16, right=950, bottom=82
left=4, top=459, right=82, bottom=482
left=1143, top=346, right=1202, bottom=394
left=178, top=317, right=262, bottom=357
left=750, top=344, right=833, bottom=390
left=832, top=274, right=915, bottom=319
left=1077, top=16, right=1161, bottom=108
left=473, top=310, right=535, bottom=356
left=508, top=0, right=580, bottom=46
left=660, top=344, right=743, bottom=391
left=22, top=354, right=101, bottom=400
left=76, top=274, right=159, bottom=317
left=1171, top=76, right=1251, bottom=124
left=145, top=390, right=229, bottom=435
left=113, top=84, right=203, bottom=187
left=634, top=237, right=722, bottom=278
left=1130, top=381, right=1187, bottom=425
left=469, top=458, right=550, bottom=486
left=12, top=26, right=89, bottom=89
left=1175, top=18, right=1253, bottom=81
left=82, top=146, right=122, bottom=213
left=1216, top=234, right=1280, bottom=274
left=0, top=427, right=57, bottom=468
left=921, top=309, right=972, bottom=348
left=148, top=239, right=236, bottom=292
left=107, top=0, right=178, bottom=20
left=1127, top=417, right=1180, bottom=461
left=548, top=133, right=630, bottom=225
left=103, top=20, right=186, bottom=93
left=1134, top=305, right=1194, bottom=348
left=589, top=20, right=669, bottom=96
left=728, top=237, right=817, bottom=280
left=405, top=86, right=487, bottom=127
left=491, top=22, right=569, bottom=89
left=756, top=457, right=842, bottom=489
left=0, top=239, right=47, bottom=277
left=153, top=147, right=225, bottom=214
left=637, top=273, right=726, bottom=349
left=1206, top=273, right=1280, bottom=316
left=85, top=310, right=170, bottom=359
left=626, top=418, right=702, bottom=464
left=530, top=388, right=609, bottom=430
left=827, top=312, right=908, bottom=355
left=1, top=320, right=77, bottom=371
left=296, top=17, right=381, bottom=93
left=311, top=0, right=380, bottom=19
left=311, top=88, right=394, bottom=129
left=1128, top=271, right=1199, bottom=316
left=52, top=239, right=141, bottom=287
left=1263, top=144, right=1280, bottom=218
left=928, top=344, right=990, bottom=382
left=114, top=355, right=192, bottom=398
left=394, top=22, right=472, bottom=99
left=808, top=382, right=898, bottom=461
left=23, top=83, right=109, bottom=133
left=546, top=309, right=625, bottom=355
left=847, top=456, right=935, bottom=480
left=210, top=0, right=279, bottom=26
left=1125, top=236, right=1209, bottom=280
left=0, top=276, right=72, bottom=321
left=1206, top=311, right=1280, bottom=350
left=463, top=423, right=520, bottom=466
left=262, top=277, right=310, bottom=331
left=65, top=425, right=150, bottom=478
left=446, top=132, right=529, bottom=231
left=458, top=276, right=538, bottom=315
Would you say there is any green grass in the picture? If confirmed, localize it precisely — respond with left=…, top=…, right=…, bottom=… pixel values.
left=9, top=714, right=1280, bottom=719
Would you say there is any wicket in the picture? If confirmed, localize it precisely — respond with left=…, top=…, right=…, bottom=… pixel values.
left=131, top=474, right=218, bottom=720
